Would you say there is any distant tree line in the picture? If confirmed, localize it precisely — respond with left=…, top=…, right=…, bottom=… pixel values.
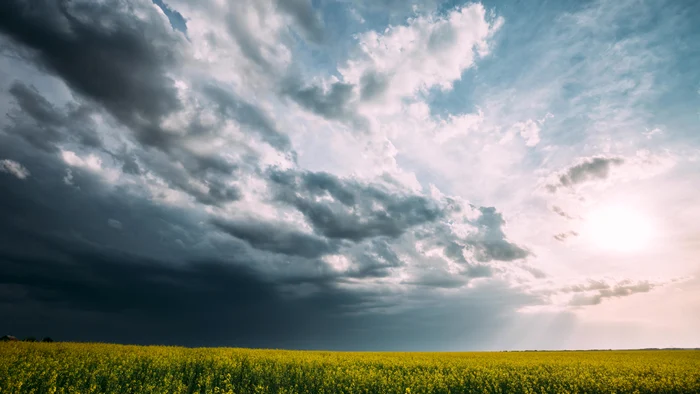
left=1, top=335, right=54, bottom=342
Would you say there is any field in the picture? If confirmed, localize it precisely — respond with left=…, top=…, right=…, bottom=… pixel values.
left=1, top=343, right=699, bottom=393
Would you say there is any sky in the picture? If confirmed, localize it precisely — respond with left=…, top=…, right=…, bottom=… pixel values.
left=0, top=0, right=698, bottom=351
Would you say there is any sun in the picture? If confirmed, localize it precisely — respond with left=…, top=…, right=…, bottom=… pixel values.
left=582, top=204, right=655, bottom=252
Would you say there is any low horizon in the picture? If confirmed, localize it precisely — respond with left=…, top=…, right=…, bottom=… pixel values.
left=1, top=0, right=699, bottom=351
left=4, top=338, right=700, bottom=353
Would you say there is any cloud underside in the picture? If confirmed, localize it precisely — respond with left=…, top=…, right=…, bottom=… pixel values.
left=546, top=156, right=625, bottom=192
left=564, top=280, right=657, bottom=307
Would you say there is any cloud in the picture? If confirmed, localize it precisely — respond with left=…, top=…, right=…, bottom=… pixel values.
left=553, top=231, right=578, bottom=242
left=511, top=119, right=540, bottom=147
left=0, top=0, right=186, bottom=150
left=340, top=3, right=500, bottom=108
left=0, top=145, right=537, bottom=349
left=268, top=169, right=443, bottom=242
left=282, top=79, right=368, bottom=130
left=468, top=207, right=530, bottom=262
left=0, top=159, right=30, bottom=179
left=202, top=84, right=292, bottom=152
left=152, top=0, right=188, bottom=34
left=552, top=206, right=574, bottom=220
left=5, top=82, right=102, bottom=152
left=274, top=0, right=324, bottom=44
left=212, top=218, right=339, bottom=259
left=273, top=1, right=502, bottom=126
left=565, top=280, right=656, bottom=307
left=546, top=156, right=625, bottom=192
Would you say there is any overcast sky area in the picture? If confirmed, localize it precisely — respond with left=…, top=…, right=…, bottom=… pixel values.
left=0, top=0, right=699, bottom=350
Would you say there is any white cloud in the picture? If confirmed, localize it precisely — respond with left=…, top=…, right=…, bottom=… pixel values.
left=61, top=150, right=103, bottom=172
left=341, top=3, right=501, bottom=113
left=644, top=127, right=662, bottom=138
left=0, top=159, right=30, bottom=179
left=512, top=119, right=541, bottom=147
left=107, top=218, right=123, bottom=230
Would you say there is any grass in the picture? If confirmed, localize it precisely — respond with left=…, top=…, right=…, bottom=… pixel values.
left=1, top=342, right=699, bottom=393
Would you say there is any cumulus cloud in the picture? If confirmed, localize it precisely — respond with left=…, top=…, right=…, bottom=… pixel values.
left=565, top=280, right=656, bottom=307
left=274, top=1, right=502, bottom=126
left=0, top=159, right=30, bottom=179
left=512, top=119, right=541, bottom=147
left=546, top=156, right=625, bottom=192
left=341, top=3, right=500, bottom=105
left=268, top=169, right=443, bottom=242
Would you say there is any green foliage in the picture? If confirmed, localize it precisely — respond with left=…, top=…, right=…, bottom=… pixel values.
left=1, top=342, right=699, bottom=393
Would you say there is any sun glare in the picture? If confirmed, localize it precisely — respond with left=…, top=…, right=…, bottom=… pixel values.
left=583, top=205, right=655, bottom=252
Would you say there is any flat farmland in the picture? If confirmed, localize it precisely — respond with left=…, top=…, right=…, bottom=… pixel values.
left=1, top=343, right=698, bottom=393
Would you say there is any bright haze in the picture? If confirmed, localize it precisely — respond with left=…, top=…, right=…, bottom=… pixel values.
left=0, top=0, right=698, bottom=351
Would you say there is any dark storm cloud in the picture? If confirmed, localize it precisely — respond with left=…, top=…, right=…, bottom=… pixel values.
left=0, top=0, right=185, bottom=150
left=0, top=142, right=533, bottom=350
left=0, top=238, right=371, bottom=348
left=212, top=218, right=339, bottom=259
left=0, top=0, right=547, bottom=351
left=0, top=138, right=207, bottom=264
left=269, top=169, right=443, bottom=242
left=468, top=207, right=530, bottom=262
left=547, top=156, right=625, bottom=192
left=1, top=3, right=250, bottom=209
left=119, top=152, right=142, bottom=175
left=404, top=272, right=468, bottom=288
left=274, top=0, right=325, bottom=44
left=4, top=82, right=243, bottom=207
left=567, top=280, right=655, bottom=307
left=203, top=84, right=292, bottom=152
left=133, top=148, right=242, bottom=207
left=6, top=81, right=102, bottom=151
left=346, top=239, right=403, bottom=279
left=0, top=239, right=532, bottom=350
left=0, top=139, right=352, bottom=347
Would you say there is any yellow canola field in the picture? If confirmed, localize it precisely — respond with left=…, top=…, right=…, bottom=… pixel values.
left=1, top=342, right=699, bottom=394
